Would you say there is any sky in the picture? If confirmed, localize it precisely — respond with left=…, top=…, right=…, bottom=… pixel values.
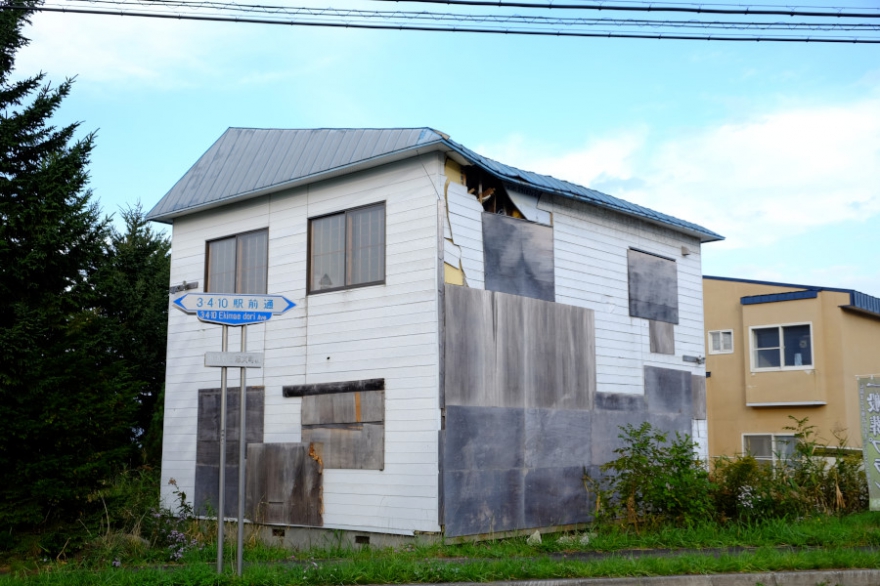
left=14, top=2, right=880, bottom=296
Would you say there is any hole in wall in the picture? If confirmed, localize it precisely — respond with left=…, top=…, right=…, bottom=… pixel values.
left=355, top=535, right=370, bottom=545
left=272, top=528, right=286, bottom=537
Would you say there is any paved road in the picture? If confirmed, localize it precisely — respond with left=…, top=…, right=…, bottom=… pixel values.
left=436, top=571, right=880, bottom=586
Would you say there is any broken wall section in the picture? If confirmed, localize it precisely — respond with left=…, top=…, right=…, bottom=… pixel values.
left=442, top=160, right=554, bottom=300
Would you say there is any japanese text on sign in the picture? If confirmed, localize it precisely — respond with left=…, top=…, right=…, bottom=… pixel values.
left=858, top=378, right=880, bottom=511
left=172, top=293, right=295, bottom=326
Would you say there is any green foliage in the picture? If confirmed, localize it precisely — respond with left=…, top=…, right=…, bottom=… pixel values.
left=0, top=4, right=171, bottom=549
left=587, top=418, right=867, bottom=529
left=590, top=422, right=714, bottom=528
left=0, top=0, right=136, bottom=535
left=96, top=204, right=170, bottom=465
left=711, top=416, right=867, bottom=521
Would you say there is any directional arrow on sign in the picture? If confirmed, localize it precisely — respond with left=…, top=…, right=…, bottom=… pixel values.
left=173, top=293, right=296, bottom=326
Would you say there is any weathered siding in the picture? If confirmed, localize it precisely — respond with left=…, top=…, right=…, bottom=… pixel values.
left=543, top=195, right=707, bottom=397
left=161, top=154, right=443, bottom=535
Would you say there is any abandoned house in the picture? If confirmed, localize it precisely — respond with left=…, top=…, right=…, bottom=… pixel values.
left=146, top=127, right=723, bottom=542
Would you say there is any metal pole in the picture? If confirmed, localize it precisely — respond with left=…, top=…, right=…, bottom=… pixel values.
left=236, top=325, right=247, bottom=577
left=217, top=325, right=229, bottom=574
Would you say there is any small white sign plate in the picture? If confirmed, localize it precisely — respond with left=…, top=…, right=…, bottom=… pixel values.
left=204, top=352, right=264, bottom=368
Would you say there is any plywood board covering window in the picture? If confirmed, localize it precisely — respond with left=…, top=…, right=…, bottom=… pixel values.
left=627, top=249, right=678, bottom=324
left=206, top=229, right=268, bottom=294
left=481, top=213, right=554, bottom=302
left=309, top=203, right=385, bottom=293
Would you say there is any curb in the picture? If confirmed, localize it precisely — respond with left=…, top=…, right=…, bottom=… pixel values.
left=430, top=570, right=880, bottom=586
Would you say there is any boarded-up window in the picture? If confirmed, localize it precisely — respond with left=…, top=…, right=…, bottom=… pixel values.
left=309, top=203, right=385, bottom=293
left=194, top=387, right=264, bottom=516
left=206, top=229, right=268, bottom=294
left=482, top=213, right=554, bottom=302
left=627, top=249, right=678, bottom=324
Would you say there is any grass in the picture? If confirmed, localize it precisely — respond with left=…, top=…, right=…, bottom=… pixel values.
left=3, top=514, right=880, bottom=584
left=2, top=547, right=880, bottom=585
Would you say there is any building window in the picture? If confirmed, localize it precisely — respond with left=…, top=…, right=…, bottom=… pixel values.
left=708, top=330, right=734, bottom=354
left=206, top=229, right=268, bottom=294
left=749, top=323, right=813, bottom=371
left=309, top=203, right=385, bottom=293
left=743, top=434, right=795, bottom=463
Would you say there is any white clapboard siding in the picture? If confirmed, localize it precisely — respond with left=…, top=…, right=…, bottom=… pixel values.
left=542, top=196, right=706, bottom=396
left=445, top=182, right=484, bottom=289
left=692, top=419, right=709, bottom=461
left=161, top=153, right=444, bottom=534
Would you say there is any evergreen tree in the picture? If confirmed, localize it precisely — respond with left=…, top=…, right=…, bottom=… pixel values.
left=0, top=1, right=138, bottom=538
left=99, top=204, right=170, bottom=466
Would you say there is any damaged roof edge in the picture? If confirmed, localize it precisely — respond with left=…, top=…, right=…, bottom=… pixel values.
left=147, top=130, right=723, bottom=243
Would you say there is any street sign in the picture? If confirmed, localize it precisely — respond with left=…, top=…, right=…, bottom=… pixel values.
left=172, top=293, right=296, bottom=326
left=205, top=352, right=264, bottom=368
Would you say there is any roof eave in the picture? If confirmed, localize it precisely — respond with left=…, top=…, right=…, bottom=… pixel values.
left=148, top=135, right=723, bottom=243
left=146, top=139, right=455, bottom=224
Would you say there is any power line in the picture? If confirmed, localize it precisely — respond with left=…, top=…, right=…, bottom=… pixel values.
left=9, top=3, right=879, bottom=42
left=369, top=0, right=880, bottom=19
left=73, top=0, right=880, bottom=30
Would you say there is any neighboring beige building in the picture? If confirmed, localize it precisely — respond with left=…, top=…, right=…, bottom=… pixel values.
left=704, top=276, right=880, bottom=461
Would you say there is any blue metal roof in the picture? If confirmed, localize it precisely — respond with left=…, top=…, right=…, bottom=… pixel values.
left=741, top=290, right=819, bottom=305
left=147, top=127, right=723, bottom=242
left=706, top=276, right=880, bottom=319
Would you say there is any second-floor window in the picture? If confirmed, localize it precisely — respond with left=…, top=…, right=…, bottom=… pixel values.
left=309, top=203, right=385, bottom=293
left=708, top=329, right=734, bottom=354
left=206, top=229, right=268, bottom=294
left=750, top=323, right=812, bottom=370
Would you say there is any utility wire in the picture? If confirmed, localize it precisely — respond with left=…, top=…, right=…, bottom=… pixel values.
left=8, top=3, right=879, bottom=42
left=73, top=0, right=880, bottom=30
left=370, top=0, right=880, bottom=19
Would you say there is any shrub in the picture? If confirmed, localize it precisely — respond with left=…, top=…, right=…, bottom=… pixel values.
left=589, top=422, right=713, bottom=529
left=711, top=416, right=868, bottom=521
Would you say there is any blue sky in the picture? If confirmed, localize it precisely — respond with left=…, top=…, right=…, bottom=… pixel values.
left=16, top=3, right=880, bottom=295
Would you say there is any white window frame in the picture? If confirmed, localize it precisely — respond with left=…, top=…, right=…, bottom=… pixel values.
left=748, top=322, right=814, bottom=372
left=742, top=433, right=796, bottom=463
left=707, top=329, right=734, bottom=355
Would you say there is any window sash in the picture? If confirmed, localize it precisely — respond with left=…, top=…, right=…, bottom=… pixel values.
left=750, top=324, right=812, bottom=370
left=206, top=230, right=268, bottom=294
left=309, top=203, right=385, bottom=293
left=709, top=330, right=733, bottom=354
left=743, top=434, right=795, bottom=462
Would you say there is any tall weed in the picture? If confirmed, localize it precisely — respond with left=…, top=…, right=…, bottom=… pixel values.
left=589, top=422, right=713, bottom=529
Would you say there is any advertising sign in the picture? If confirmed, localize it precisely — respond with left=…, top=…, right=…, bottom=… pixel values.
left=858, top=376, right=880, bottom=511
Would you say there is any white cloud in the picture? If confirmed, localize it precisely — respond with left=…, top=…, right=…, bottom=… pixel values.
left=482, top=96, right=880, bottom=250
left=15, top=12, right=225, bottom=87
left=14, top=10, right=369, bottom=89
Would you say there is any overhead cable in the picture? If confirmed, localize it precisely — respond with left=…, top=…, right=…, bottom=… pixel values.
left=7, top=3, right=879, bottom=42
left=369, top=0, right=880, bottom=19
left=74, top=0, right=880, bottom=30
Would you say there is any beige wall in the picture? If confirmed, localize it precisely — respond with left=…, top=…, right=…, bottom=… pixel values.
left=705, top=278, right=880, bottom=458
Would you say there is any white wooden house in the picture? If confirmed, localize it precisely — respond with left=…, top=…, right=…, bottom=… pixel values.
left=147, top=128, right=722, bottom=542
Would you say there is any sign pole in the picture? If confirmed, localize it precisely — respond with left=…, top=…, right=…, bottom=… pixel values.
left=171, top=291, right=296, bottom=577
left=236, top=325, right=247, bottom=577
left=217, top=324, right=229, bottom=573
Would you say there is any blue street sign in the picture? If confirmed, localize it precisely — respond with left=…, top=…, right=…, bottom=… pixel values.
left=173, top=293, right=296, bottom=326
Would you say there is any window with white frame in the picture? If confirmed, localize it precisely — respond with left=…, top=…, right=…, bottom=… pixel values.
left=309, top=203, right=385, bottom=293
left=743, top=434, right=795, bottom=463
left=708, top=330, right=733, bottom=354
left=206, top=229, right=268, bottom=294
left=749, top=323, right=813, bottom=371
